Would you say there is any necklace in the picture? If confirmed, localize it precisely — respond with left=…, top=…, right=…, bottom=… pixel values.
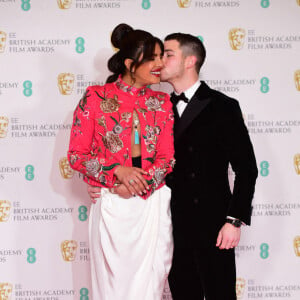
left=133, top=110, right=140, bottom=145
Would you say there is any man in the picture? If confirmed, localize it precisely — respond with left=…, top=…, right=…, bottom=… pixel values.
left=87, top=33, right=258, bottom=299
left=161, top=33, right=257, bottom=300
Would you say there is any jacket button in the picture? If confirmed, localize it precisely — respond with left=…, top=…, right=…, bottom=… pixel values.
left=188, top=146, right=193, bottom=152
left=193, top=198, right=199, bottom=204
left=190, top=172, right=196, bottom=179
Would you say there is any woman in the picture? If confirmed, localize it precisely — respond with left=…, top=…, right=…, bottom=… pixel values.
left=68, top=24, right=175, bottom=299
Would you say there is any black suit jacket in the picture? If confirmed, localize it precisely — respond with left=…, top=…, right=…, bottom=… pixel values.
left=166, top=82, right=258, bottom=248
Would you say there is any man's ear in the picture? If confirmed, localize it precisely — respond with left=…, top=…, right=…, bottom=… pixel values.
left=125, top=58, right=134, bottom=72
left=185, top=55, right=197, bottom=69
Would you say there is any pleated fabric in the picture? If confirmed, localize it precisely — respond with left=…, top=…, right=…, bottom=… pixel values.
left=89, top=185, right=173, bottom=300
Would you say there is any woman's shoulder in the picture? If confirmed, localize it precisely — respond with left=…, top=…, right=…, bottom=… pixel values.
left=86, top=82, right=115, bottom=94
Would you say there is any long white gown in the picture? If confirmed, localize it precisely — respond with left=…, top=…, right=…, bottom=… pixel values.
left=89, top=185, right=173, bottom=300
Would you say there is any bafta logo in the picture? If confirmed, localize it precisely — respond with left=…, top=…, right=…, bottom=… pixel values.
left=0, top=117, right=9, bottom=138
left=0, top=31, right=7, bottom=53
left=0, top=200, right=11, bottom=222
left=59, top=157, right=74, bottom=179
left=57, top=0, right=72, bottom=9
left=229, top=28, right=246, bottom=50
left=0, top=283, right=12, bottom=300
left=294, top=236, right=300, bottom=257
left=61, top=240, right=78, bottom=261
left=294, top=70, right=300, bottom=91
left=236, top=277, right=246, bottom=299
left=57, top=73, right=74, bottom=95
left=177, top=0, right=191, bottom=8
left=294, top=154, right=300, bottom=175
left=297, top=0, right=300, bottom=6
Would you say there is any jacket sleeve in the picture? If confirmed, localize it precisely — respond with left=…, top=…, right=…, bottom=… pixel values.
left=67, top=87, right=120, bottom=187
left=223, top=100, right=258, bottom=225
left=142, top=96, right=175, bottom=199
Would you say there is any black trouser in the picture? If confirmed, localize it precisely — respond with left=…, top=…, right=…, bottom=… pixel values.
left=168, top=245, right=237, bottom=300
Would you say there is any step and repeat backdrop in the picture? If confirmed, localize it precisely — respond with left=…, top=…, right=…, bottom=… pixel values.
left=1, top=0, right=300, bottom=299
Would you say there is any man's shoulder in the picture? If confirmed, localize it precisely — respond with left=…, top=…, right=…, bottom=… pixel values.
left=202, top=82, right=239, bottom=108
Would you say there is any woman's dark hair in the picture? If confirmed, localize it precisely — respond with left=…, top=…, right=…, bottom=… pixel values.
left=106, top=23, right=163, bottom=83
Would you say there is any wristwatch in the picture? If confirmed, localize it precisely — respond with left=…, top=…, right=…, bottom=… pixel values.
left=225, top=218, right=242, bottom=228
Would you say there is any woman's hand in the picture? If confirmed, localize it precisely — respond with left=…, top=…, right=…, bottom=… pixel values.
left=114, top=166, right=149, bottom=196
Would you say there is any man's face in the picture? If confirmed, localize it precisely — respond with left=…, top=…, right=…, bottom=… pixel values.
left=161, top=40, right=186, bottom=84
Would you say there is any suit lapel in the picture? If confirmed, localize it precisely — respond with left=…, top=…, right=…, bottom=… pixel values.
left=174, top=81, right=212, bottom=143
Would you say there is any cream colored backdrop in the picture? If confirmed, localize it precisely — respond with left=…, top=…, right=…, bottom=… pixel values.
left=1, top=0, right=300, bottom=299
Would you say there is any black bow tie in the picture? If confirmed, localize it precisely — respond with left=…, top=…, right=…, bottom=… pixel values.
left=170, top=92, right=189, bottom=105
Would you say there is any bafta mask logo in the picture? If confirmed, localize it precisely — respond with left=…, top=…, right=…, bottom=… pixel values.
left=0, top=283, right=12, bottom=300
left=0, top=200, right=11, bottom=222
left=294, top=70, right=300, bottom=91
left=0, top=117, right=9, bottom=138
left=294, top=236, right=300, bottom=257
left=57, top=73, right=74, bottom=95
left=236, top=277, right=246, bottom=299
left=57, top=0, right=72, bottom=9
left=59, top=157, right=74, bottom=179
left=0, top=31, right=7, bottom=53
left=61, top=240, right=78, bottom=261
left=297, top=0, right=300, bottom=6
left=229, top=28, right=246, bottom=50
left=177, top=0, right=191, bottom=8
left=294, top=154, right=300, bottom=175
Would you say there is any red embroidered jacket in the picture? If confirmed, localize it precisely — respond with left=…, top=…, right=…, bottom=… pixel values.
left=68, top=77, right=175, bottom=199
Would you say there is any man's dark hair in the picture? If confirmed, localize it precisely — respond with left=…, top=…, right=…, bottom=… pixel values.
left=165, top=33, right=206, bottom=74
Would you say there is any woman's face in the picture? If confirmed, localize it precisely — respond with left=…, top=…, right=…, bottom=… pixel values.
left=133, top=43, right=163, bottom=88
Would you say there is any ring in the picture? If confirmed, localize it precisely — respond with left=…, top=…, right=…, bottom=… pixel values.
left=129, top=179, right=135, bottom=185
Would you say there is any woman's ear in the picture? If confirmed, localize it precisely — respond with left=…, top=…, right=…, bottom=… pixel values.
left=124, top=58, right=134, bottom=72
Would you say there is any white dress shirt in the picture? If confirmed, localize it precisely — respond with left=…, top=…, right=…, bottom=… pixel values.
left=176, top=81, right=201, bottom=117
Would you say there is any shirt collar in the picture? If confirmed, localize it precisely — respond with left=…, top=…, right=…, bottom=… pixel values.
left=183, top=80, right=201, bottom=100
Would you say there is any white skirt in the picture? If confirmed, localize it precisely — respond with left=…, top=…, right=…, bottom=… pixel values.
left=89, top=185, right=173, bottom=300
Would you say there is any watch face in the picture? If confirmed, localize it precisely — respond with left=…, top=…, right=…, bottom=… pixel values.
left=233, top=219, right=242, bottom=227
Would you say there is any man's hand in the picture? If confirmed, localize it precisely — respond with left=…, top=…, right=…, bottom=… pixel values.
left=113, top=184, right=132, bottom=199
left=87, top=185, right=102, bottom=204
left=114, top=166, right=149, bottom=196
left=216, top=223, right=241, bottom=250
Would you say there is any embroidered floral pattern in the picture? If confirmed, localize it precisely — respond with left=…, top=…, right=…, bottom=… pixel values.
left=84, top=159, right=102, bottom=177
left=97, top=116, right=106, bottom=128
left=116, top=77, right=147, bottom=96
left=102, top=131, right=123, bottom=153
left=121, top=112, right=131, bottom=123
left=145, top=96, right=164, bottom=112
left=100, top=95, right=120, bottom=113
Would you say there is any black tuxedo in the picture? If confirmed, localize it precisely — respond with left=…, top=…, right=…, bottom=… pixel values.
left=167, top=82, right=258, bottom=300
